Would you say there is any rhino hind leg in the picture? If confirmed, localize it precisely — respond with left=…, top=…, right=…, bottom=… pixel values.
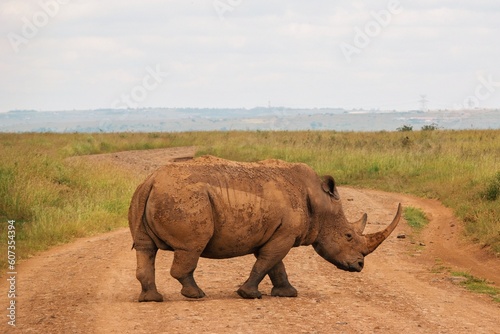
left=136, top=248, right=164, bottom=302
left=170, top=249, right=206, bottom=299
left=268, top=261, right=298, bottom=297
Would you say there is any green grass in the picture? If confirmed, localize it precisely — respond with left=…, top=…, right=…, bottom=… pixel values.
left=404, top=207, right=429, bottom=231
left=0, top=130, right=499, bottom=270
left=451, top=271, right=500, bottom=303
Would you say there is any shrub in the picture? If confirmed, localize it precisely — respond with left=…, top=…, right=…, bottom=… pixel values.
left=397, top=124, right=413, bottom=132
left=421, top=123, right=440, bottom=131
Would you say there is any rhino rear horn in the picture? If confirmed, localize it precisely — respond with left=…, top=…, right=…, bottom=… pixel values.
left=364, top=204, right=402, bottom=255
left=353, top=213, right=368, bottom=233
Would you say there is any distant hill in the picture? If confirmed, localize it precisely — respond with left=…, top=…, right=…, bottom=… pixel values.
left=1, top=108, right=498, bottom=132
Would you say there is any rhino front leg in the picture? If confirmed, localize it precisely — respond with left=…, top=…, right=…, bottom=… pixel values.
left=136, top=249, right=164, bottom=302
left=170, top=249, right=206, bottom=298
left=237, top=236, right=295, bottom=299
left=268, top=260, right=298, bottom=297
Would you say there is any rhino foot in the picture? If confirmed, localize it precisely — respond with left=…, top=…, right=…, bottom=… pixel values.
left=181, top=286, right=206, bottom=299
left=139, top=290, right=164, bottom=302
left=271, top=285, right=298, bottom=297
left=237, top=287, right=262, bottom=299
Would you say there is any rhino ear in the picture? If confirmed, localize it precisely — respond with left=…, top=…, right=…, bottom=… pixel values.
left=321, top=175, right=340, bottom=200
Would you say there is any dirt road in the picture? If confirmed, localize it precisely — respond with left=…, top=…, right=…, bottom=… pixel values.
left=2, top=147, right=499, bottom=333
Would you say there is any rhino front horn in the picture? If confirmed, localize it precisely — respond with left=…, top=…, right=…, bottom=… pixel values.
left=364, top=203, right=402, bottom=255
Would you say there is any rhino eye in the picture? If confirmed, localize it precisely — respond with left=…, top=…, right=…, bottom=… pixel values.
left=346, top=233, right=353, bottom=241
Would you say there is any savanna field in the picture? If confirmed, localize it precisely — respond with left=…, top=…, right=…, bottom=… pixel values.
left=0, top=130, right=499, bottom=270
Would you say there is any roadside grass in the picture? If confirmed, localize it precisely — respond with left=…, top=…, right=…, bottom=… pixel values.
left=0, top=130, right=499, bottom=270
left=403, top=207, right=429, bottom=231
left=0, top=134, right=143, bottom=268
left=431, top=259, right=499, bottom=303
left=450, top=271, right=500, bottom=303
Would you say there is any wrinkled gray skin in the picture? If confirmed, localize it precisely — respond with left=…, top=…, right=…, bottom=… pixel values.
left=129, top=156, right=401, bottom=302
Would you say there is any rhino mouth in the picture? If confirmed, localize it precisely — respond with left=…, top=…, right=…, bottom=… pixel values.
left=334, top=259, right=364, bottom=272
left=313, top=243, right=365, bottom=272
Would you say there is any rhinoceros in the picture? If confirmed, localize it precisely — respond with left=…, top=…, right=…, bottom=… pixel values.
left=129, top=155, right=401, bottom=302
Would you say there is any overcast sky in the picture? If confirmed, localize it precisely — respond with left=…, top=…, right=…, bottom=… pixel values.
left=1, top=0, right=500, bottom=113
